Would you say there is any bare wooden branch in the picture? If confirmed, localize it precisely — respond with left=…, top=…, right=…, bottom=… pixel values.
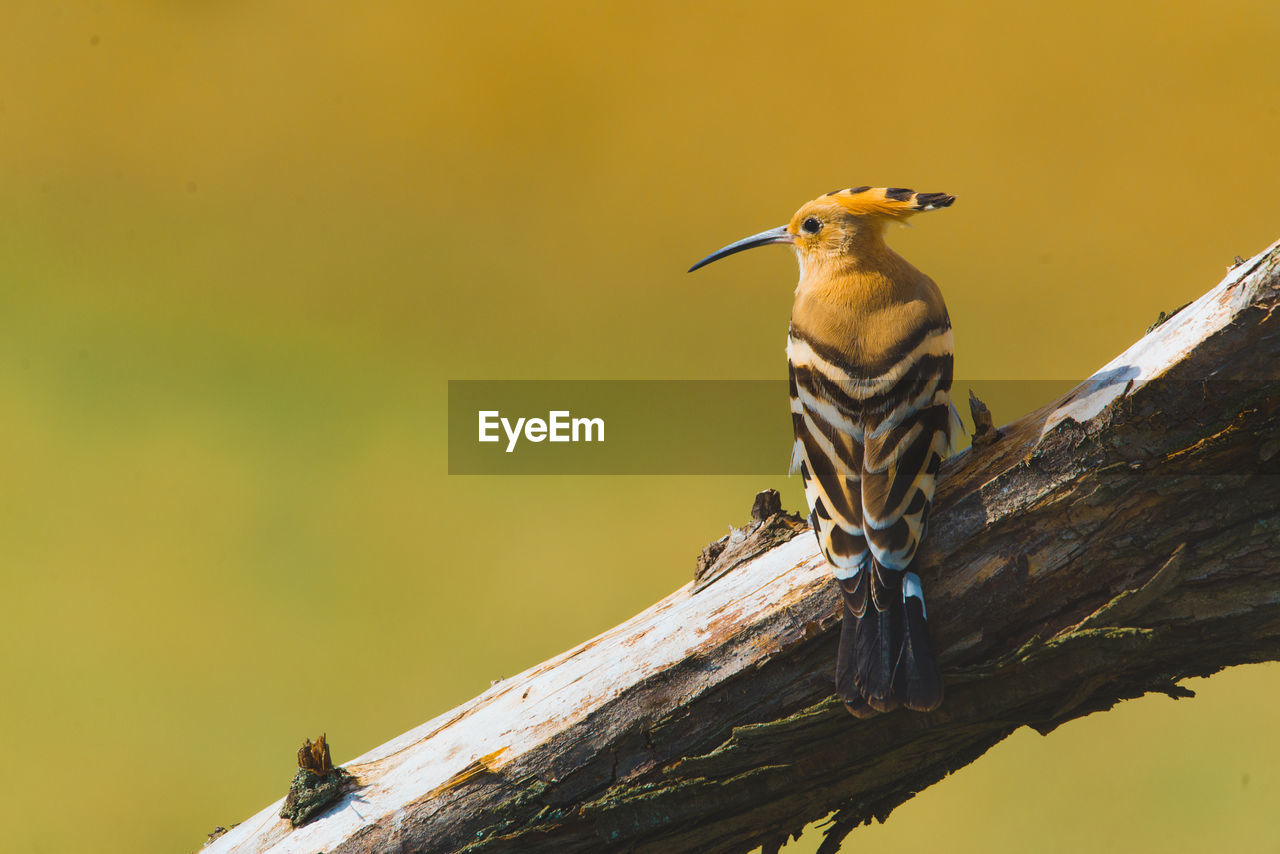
left=205, top=240, right=1280, bottom=854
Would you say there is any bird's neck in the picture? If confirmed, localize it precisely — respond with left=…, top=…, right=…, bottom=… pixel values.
left=790, top=231, right=944, bottom=372
left=795, top=230, right=914, bottom=311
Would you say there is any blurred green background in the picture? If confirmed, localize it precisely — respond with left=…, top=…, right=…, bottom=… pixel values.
left=1, top=2, right=1278, bottom=852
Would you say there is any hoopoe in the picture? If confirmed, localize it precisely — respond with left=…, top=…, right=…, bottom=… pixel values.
left=690, top=186, right=955, bottom=717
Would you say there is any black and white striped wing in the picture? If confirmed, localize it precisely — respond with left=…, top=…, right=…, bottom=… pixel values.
left=787, top=348, right=873, bottom=594
left=858, top=339, right=954, bottom=599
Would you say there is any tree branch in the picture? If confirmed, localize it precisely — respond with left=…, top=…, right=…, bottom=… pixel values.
left=205, top=240, right=1280, bottom=854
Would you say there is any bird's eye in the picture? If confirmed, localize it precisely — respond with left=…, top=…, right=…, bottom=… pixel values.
left=801, top=217, right=822, bottom=234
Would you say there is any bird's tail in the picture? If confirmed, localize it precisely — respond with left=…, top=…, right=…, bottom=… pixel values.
left=835, top=565, right=942, bottom=718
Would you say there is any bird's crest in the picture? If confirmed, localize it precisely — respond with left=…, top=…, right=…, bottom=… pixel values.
left=823, top=186, right=955, bottom=221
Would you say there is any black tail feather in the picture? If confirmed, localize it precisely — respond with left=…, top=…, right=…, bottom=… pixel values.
left=897, top=595, right=943, bottom=710
left=835, top=568, right=942, bottom=715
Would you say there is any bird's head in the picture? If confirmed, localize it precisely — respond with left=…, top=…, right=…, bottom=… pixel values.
left=688, top=186, right=955, bottom=275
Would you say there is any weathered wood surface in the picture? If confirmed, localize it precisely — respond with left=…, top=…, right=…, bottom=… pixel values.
left=206, top=240, right=1280, bottom=854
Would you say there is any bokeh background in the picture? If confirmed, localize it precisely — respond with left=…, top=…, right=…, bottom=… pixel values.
left=2, top=2, right=1278, bottom=852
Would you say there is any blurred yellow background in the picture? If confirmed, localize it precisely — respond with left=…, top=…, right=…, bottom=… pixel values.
left=1, top=2, right=1278, bottom=852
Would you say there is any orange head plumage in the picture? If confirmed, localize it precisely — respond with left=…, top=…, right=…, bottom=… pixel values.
left=688, top=186, right=955, bottom=274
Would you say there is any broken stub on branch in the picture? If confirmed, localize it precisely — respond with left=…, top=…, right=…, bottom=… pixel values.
left=695, top=489, right=809, bottom=592
left=279, top=734, right=354, bottom=828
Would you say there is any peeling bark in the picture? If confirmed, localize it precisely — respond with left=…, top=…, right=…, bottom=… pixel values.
left=204, top=241, right=1280, bottom=854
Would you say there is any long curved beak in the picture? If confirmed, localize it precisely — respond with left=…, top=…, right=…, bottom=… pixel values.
left=688, top=225, right=793, bottom=273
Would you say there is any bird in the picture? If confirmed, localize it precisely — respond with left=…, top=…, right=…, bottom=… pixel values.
left=689, top=186, right=956, bottom=717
